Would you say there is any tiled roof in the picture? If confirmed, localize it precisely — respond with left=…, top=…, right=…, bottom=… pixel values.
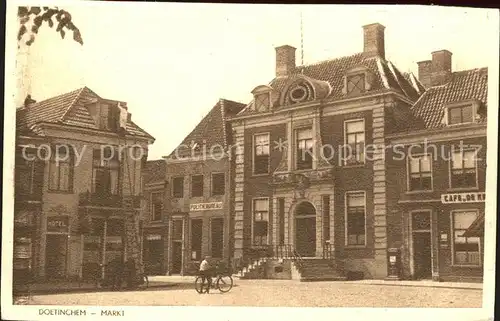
left=16, top=86, right=154, bottom=139
left=238, top=53, right=421, bottom=115
left=143, top=159, right=166, bottom=185
left=167, top=99, right=245, bottom=159
left=410, top=68, right=488, bottom=129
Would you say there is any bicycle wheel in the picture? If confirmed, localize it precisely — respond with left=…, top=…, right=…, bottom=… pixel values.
left=217, top=275, right=233, bottom=293
left=194, top=276, right=204, bottom=293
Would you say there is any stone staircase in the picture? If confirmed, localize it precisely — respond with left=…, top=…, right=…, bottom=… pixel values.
left=295, top=258, right=347, bottom=282
left=234, top=258, right=269, bottom=279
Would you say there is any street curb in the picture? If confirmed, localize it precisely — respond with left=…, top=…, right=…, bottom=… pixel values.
left=15, top=283, right=179, bottom=296
left=344, top=281, right=482, bottom=291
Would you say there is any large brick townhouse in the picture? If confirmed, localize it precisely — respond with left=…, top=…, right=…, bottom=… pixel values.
left=386, top=52, right=487, bottom=282
left=229, top=23, right=426, bottom=279
left=14, top=87, right=154, bottom=281
left=148, top=99, right=245, bottom=275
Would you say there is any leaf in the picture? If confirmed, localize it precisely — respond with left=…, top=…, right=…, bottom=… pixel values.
left=60, top=29, right=66, bottom=39
left=29, top=6, right=41, bottom=15
left=56, top=21, right=63, bottom=32
left=34, top=16, right=43, bottom=27
left=26, top=34, right=35, bottom=46
left=18, top=25, right=27, bottom=41
left=48, top=18, right=54, bottom=28
left=31, top=25, right=39, bottom=34
left=18, top=7, right=29, bottom=17
left=73, top=29, right=83, bottom=45
left=56, top=10, right=63, bottom=22
left=43, top=6, right=49, bottom=11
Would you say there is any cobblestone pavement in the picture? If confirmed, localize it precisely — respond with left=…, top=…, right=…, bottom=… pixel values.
left=29, top=280, right=482, bottom=308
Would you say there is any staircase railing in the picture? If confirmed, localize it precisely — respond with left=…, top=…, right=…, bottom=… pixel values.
left=322, top=242, right=334, bottom=259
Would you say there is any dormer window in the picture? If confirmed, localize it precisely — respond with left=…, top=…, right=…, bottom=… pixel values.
left=343, top=67, right=374, bottom=96
left=251, top=85, right=274, bottom=112
left=448, top=105, right=473, bottom=125
left=443, top=100, right=482, bottom=126
left=347, top=73, right=366, bottom=95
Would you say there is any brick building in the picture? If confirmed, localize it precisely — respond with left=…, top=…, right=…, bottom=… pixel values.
left=229, top=23, right=426, bottom=279
left=155, top=99, right=245, bottom=275
left=14, top=87, right=154, bottom=281
left=141, top=160, right=167, bottom=275
left=227, top=23, right=487, bottom=281
left=386, top=53, right=487, bottom=282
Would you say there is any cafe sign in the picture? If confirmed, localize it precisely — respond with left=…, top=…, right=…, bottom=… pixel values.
left=47, top=216, right=69, bottom=233
left=189, top=202, right=223, bottom=212
left=441, top=192, right=485, bottom=204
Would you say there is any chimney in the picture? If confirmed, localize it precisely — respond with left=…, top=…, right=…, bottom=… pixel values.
left=362, top=23, right=385, bottom=59
left=23, top=94, right=36, bottom=107
left=431, top=50, right=452, bottom=86
left=417, top=50, right=453, bottom=88
left=417, top=60, right=433, bottom=89
left=275, top=45, right=296, bottom=77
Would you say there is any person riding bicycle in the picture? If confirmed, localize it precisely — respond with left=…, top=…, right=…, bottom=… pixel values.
left=199, top=256, right=214, bottom=293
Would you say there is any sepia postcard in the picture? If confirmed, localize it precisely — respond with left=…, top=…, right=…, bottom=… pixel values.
left=2, top=1, right=498, bottom=320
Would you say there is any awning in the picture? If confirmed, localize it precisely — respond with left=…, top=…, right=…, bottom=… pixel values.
left=462, top=213, right=485, bottom=237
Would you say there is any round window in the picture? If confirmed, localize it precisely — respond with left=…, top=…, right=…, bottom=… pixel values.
left=289, top=85, right=307, bottom=102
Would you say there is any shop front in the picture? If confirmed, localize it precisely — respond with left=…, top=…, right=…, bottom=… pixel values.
left=143, top=227, right=167, bottom=275
left=13, top=208, right=38, bottom=284
left=45, top=215, right=70, bottom=279
left=400, top=191, right=485, bottom=282
left=80, top=211, right=125, bottom=280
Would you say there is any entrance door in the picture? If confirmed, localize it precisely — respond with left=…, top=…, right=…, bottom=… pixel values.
left=211, top=218, right=224, bottom=259
left=145, top=239, right=163, bottom=275
left=171, top=242, right=183, bottom=274
left=45, top=234, right=67, bottom=278
left=413, top=232, right=432, bottom=279
left=295, top=202, right=316, bottom=257
left=191, top=219, right=203, bottom=261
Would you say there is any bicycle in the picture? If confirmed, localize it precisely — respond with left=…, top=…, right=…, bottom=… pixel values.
left=194, top=268, right=233, bottom=293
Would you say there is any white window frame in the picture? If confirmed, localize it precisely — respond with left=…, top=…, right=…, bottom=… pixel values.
left=450, top=209, right=482, bottom=267
left=406, top=153, right=434, bottom=192
left=344, top=190, right=367, bottom=247
left=448, top=148, right=479, bottom=190
left=252, top=132, right=270, bottom=176
left=150, top=191, right=163, bottom=222
left=171, top=176, right=184, bottom=198
left=343, top=118, right=366, bottom=166
left=294, top=126, right=314, bottom=170
left=190, top=174, right=204, bottom=198
left=251, top=197, right=270, bottom=247
left=211, top=172, right=225, bottom=196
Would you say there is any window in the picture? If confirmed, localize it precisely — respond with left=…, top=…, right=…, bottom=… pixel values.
left=151, top=192, right=163, bottom=221
left=16, top=149, right=36, bottom=195
left=191, top=175, right=204, bottom=197
left=255, top=94, right=270, bottom=112
left=172, top=220, right=183, bottom=240
left=253, top=134, right=270, bottom=175
left=172, top=177, right=184, bottom=198
left=450, top=149, right=477, bottom=188
left=322, top=195, right=331, bottom=243
left=211, top=173, right=225, bottom=196
left=253, top=199, right=269, bottom=246
left=346, top=192, right=366, bottom=246
left=344, top=119, right=365, bottom=165
left=346, top=73, right=366, bottom=95
left=278, top=198, right=285, bottom=245
left=49, top=145, right=74, bottom=192
left=408, top=154, right=432, bottom=191
left=296, top=128, right=313, bottom=170
left=448, top=105, right=473, bottom=125
left=92, top=147, right=119, bottom=195
left=452, top=211, right=480, bottom=266
left=99, top=103, right=119, bottom=131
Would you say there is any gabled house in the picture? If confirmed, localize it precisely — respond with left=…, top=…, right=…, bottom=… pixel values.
left=14, top=87, right=154, bottom=281
left=161, top=98, right=245, bottom=275
left=386, top=53, right=487, bottom=282
left=229, top=23, right=424, bottom=280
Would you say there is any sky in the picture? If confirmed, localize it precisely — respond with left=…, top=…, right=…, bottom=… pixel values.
left=12, top=3, right=498, bottom=160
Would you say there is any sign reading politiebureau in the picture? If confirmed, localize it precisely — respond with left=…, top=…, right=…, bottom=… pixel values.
left=441, top=192, right=486, bottom=204
left=189, top=202, right=223, bottom=212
